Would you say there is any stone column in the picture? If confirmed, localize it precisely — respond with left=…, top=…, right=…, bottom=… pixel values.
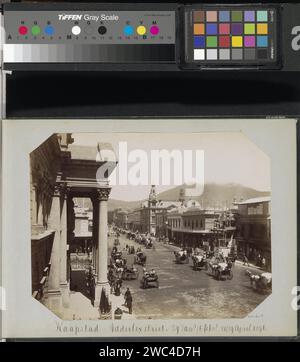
left=37, top=185, right=44, bottom=226
left=92, top=198, right=99, bottom=276
left=60, top=187, right=69, bottom=307
left=30, top=182, right=38, bottom=225
left=93, top=247, right=96, bottom=272
left=47, top=184, right=62, bottom=314
left=94, top=188, right=111, bottom=309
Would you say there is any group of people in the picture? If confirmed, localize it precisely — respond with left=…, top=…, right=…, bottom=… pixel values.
left=143, top=268, right=157, bottom=279
left=243, top=253, right=266, bottom=269
left=125, top=244, right=135, bottom=254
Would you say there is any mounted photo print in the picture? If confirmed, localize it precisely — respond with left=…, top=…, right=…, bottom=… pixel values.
left=1, top=118, right=297, bottom=338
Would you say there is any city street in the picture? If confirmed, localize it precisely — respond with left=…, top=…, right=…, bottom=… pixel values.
left=108, top=232, right=271, bottom=320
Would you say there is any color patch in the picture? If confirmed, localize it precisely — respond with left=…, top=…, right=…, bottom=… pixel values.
left=194, top=36, right=205, bottom=48
left=219, top=11, right=230, bottom=22
left=194, top=24, right=205, bottom=35
left=219, top=49, right=230, bottom=60
left=244, top=48, right=256, bottom=60
left=257, top=23, right=268, bottom=35
left=244, top=36, right=256, bottom=47
left=232, top=11, right=243, bottom=22
left=231, top=23, right=243, bottom=35
left=194, top=49, right=205, bottom=60
left=206, top=36, right=218, bottom=47
left=194, top=11, right=205, bottom=22
left=232, top=49, right=243, bottom=60
left=257, top=10, right=268, bottom=22
left=232, top=36, right=243, bottom=47
left=244, top=11, right=255, bottom=22
left=219, top=23, right=230, bottom=34
left=190, top=7, right=275, bottom=63
left=257, top=48, right=268, bottom=59
left=244, top=23, right=256, bottom=35
left=206, top=23, right=218, bottom=35
left=206, top=11, right=218, bottom=22
left=257, top=36, right=268, bottom=47
left=219, top=36, right=230, bottom=48
left=206, top=49, right=218, bottom=59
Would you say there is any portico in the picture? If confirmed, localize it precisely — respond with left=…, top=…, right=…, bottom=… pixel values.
left=31, top=134, right=117, bottom=318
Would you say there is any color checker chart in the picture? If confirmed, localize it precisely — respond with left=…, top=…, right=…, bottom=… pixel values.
left=185, top=7, right=277, bottom=67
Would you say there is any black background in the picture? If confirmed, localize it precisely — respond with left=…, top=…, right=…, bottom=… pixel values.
left=6, top=71, right=300, bottom=117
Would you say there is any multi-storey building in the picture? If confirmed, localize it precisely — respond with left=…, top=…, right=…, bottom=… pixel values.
left=235, top=196, right=271, bottom=269
left=167, top=200, right=226, bottom=248
left=111, top=208, right=129, bottom=229
left=126, top=186, right=181, bottom=235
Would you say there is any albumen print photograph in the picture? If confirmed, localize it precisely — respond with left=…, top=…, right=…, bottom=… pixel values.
left=30, top=132, right=272, bottom=321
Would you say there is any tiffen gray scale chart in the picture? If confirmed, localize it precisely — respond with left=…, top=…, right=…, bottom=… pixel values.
left=4, top=10, right=176, bottom=63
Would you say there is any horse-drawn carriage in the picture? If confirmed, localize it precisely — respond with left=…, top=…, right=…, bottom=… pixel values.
left=174, top=250, right=189, bottom=264
left=145, top=239, right=154, bottom=249
left=110, top=249, right=127, bottom=275
left=134, top=251, right=147, bottom=266
left=246, top=270, right=272, bottom=293
left=141, top=271, right=159, bottom=289
left=110, top=250, right=123, bottom=264
left=127, top=232, right=135, bottom=240
left=122, top=266, right=139, bottom=280
left=209, top=257, right=233, bottom=280
left=134, top=234, right=142, bottom=244
left=191, top=253, right=208, bottom=270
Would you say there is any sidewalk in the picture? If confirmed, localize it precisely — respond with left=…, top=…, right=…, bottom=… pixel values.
left=235, top=260, right=267, bottom=272
left=159, top=242, right=181, bottom=252
left=110, top=292, right=136, bottom=320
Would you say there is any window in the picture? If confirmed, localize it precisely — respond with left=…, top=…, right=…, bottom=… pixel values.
left=248, top=203, right=264, bottom=215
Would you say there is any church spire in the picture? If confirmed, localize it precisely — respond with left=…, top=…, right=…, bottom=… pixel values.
left=179, top=188, right=186, bottom=204
left=148, top=185, right=157, bottom=207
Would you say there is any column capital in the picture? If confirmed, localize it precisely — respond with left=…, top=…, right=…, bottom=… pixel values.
left=61, top=186, right=71, bottom=200
left=94, top=188, right=111, bottom=202
left=52, top=183, right=70, bottom=198
left=52, top=184, right=61, bottom=197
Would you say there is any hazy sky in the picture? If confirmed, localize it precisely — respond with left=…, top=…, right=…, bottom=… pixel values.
left=72, top=132, right=270, bottom=201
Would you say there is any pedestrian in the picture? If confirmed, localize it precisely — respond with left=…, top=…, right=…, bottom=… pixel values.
left=114, top=280, right=121, bottom=296
left=124, top=287, right=133, bottom=314
left=243, top=254, right=250, bottom=266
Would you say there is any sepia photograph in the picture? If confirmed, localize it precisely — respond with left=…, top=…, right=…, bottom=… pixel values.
left=30, top=132, right=272, bottom=321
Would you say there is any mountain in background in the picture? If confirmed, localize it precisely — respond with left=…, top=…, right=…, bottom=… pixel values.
left=108, top=183, right=270, bottom=211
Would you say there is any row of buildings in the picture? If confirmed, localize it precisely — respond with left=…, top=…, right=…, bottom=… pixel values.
left=110, top=186, right=271, bottom=268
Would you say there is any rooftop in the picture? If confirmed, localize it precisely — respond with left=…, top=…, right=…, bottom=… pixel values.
left=236, top=196, right=271, bottom=205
